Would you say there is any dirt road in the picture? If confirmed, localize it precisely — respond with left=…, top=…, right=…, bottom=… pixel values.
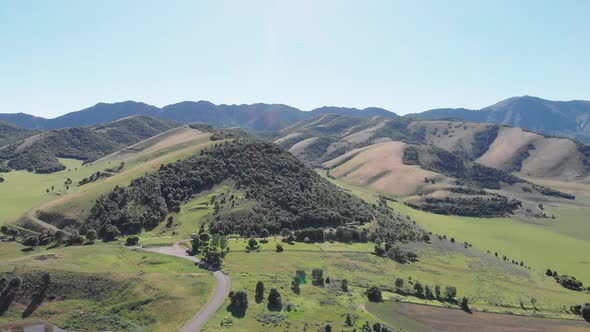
left=141, top=241, right=231, bottom=331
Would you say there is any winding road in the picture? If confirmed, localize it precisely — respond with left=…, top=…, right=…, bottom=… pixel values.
left=140, top=241, right=231, bottom=332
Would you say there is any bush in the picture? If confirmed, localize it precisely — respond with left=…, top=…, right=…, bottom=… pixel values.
left=367, top=286, right=382, bottom=302
left=582, top=303, right=590, bottom=323
left=275, top=244, right=284, bottom=252
left=125, top=236, right=139, bottom=246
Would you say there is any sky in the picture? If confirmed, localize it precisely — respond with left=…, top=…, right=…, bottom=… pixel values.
left=0, top=0, right=588, bottom=118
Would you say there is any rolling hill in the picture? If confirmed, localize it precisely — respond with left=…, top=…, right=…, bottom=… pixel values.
left=413, top=96, right=590, bottom=143
left=0, top=115, right=178, bottom=173
left=0, top=101, right=398, bottom=132
left=0, top=121, right=38, bottom=147
left=273, top=114, right=586, bottom=217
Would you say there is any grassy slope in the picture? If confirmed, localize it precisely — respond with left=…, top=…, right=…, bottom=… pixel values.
left=0, top=129, right=216, bottom=226
left=390, top=202, right=590, bottom=283
left=0, top=242, right=214, bottom=331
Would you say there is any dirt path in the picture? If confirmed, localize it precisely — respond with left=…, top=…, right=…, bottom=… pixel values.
left=140, top=241, right=231, bottom=332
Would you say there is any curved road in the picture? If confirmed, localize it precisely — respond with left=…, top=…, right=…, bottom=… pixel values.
left=140, top=241, right=231, bottom=331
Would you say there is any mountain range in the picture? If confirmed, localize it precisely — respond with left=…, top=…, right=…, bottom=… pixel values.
left=0, top=101, right=397, bottom=132
left=413, top=96, right=590, bottom=142
left=1, top=96, right=590, bottom=143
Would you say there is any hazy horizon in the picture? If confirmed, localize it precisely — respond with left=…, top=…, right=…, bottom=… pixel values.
left=1, top=0, right=588, bottom=117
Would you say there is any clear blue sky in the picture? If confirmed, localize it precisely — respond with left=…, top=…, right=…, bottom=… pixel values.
left=1, top=0, right=588, bottom=117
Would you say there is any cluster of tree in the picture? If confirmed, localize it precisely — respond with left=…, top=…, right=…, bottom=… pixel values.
left=104, top=161, right=125, bottom=173
left=393, top=277, right=459, bottom=304
left=570, top=303, right=590, bottom=323
left=406, top=196, right=522, bottom=217
left=228, top=282, right=283, bottom=318
left=190, top=227, right=229, bottom=269
left=531, top=184, right=575, bottom=200
left=18, top=229, right=98, bottom=248
left=188, top=123, right=249, bottom=141
left=374, top=242, right=418, bottom=263
left=86, top=139, right=420, bottom=242
left=78, top=170, right=115, bottom=186
left=0, top=276, right=23, bottom=316
left=545, top=269, right=585, bottom=291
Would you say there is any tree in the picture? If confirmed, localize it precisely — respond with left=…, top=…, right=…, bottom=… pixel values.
left=324, top=323, right=332, bottom=332
left=229, top=290, right=248, bottom=317
left=85, top=229, right=97, bottom=243
left=444, top=286, right=457, bottom=301
left=545, top=269, right=553, bottom=276
left=267, top=287, right=282, bottom=310
left=275, top=243, right=284, bottom=252
left=247, top=237, right=259, bottom=250
left=260, top=228, right=269, bottom=240
left=367, top=285, right=382, bottom=302
left=280, top=228, right=292, bottom=239
left=255, top=281, right=265, bottom=303
left=581, top=303, right=590, bottom=323
left=23, top=236, right=39, bottom=248
left=125, top=235, right=139, bottom=246
left=345, top=313, right=353, bottom=326
left=425, top=285, right=434, bottom=299
left=325, top=277, right=331, bottom=284
left=291, top=276, right=301, bottom=294
left=199, top=232, right=211, bottom=244
left=190, top=233, right=201, bottom=254
left=341, top=279, right=349, bottom=292
left=461, top=297, right=471, bottom=313
left=435, top=285, right=441, bottom=299
left=312, top=269, right=324, bottom=286
left=204, top=248, right=223, bottom=269
left=102, top=224, right=120, bottom=241
left=395, top=278, right=404, bottom=290
left=374, top=245, right=386, bottom=257
left=54, top=230, right=66, bottom=244
left=414, top=282, right=424, bottom=297
left=0, top=225, right=7, bottom=237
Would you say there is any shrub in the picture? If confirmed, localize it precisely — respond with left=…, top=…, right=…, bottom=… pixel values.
left=367, top=286, right=382, bottom=302
left=125, top=236, right=139, bottom=246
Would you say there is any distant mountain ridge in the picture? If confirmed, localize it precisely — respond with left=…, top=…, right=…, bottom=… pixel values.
left=0, top=101, right=398, bottom=132
left=413, top=96, right=590, bottom=143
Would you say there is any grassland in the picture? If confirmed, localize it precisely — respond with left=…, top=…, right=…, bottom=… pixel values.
left=200, top=231, right=588, bottom=331
left=0, top=241, right=215, bottom=331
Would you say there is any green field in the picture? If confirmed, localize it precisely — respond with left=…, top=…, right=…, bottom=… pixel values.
left=201, top=233, right=588, bottom=331
left=0, top=241, right=215, bottom=331
left=389, top=201, right=590, bottom=284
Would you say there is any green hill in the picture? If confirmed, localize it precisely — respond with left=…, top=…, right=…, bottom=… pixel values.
left=0, top=116, right=178, bottom=173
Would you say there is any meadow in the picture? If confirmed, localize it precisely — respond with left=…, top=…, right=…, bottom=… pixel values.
left=0, top=241, right=215, bottom=331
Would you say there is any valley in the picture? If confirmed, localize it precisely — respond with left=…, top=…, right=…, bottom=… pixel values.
left=1, top=113, right=589, bottom=331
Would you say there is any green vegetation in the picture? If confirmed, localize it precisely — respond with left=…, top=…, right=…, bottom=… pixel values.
left=0, top=242, right=214, bottom=330
left=0, top=116, right=176, bottom=173
left=86, top=139, right=421, bottom=243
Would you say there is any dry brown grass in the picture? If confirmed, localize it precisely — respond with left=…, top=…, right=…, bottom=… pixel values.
left=288, top=137, right=319, bottom=155
left=477, top=127, right=541, bottom=170
left=323, top=141, right=450, bottom=195
left=409, top=120, right=493, bottom=156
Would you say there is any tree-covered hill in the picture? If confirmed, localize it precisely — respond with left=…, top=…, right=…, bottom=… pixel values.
left=0, top=116, right=178, bottom=173
left=0, top=121, right=38, bottom=147
left=86, top=139, right=421, bottom=242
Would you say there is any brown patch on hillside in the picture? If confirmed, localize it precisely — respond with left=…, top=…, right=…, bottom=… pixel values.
left=323, top=142, right=451, bottom=195
left=477, top=127, right=541, bottom=170
left=288, top=137, right=319, bottom=156
left=521, top=138, right=586, bottom=179
left=409, top=120, right=493, bottom=156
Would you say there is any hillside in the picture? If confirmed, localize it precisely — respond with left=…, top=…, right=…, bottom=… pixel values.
left=0, top=101, right=398, bottom=132
left=0, top=116, right=178, bottom=173
left=86, top=139, right=420, bottom=241
left=0, top=121, right=38, bottom=147
left=274, top=115, right=585, bottom=217
left=414, top=96, right=590, bottom=143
